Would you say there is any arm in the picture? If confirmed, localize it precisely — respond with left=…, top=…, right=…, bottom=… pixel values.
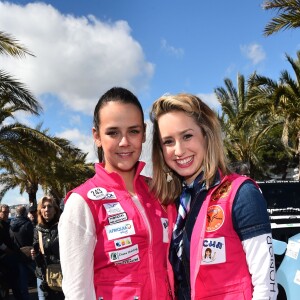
left=58, top=193, right=96, bottom=300
left=242, top=234, right=277, bottom=300
left=233, top=181, right=278, bottom=300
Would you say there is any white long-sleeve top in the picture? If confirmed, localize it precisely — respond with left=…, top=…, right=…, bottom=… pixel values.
left=242, top=233, right=278, bottom=299
left=58, top=193, right=97, bottom=300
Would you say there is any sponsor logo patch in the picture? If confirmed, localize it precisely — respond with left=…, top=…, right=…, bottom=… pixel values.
left=108, top=212, right=128, bottom=224
left=104, top=192, right=117, bottom=200
left=114, top=254, right=140, bottom=265
left=161, top=218, right=169, bottom=243
left=103, top=202, right=124, bottom=216
left=105, top=220, right=135, bottom=240
left=201, top=237, right=226, bottom=265
left=114, top=237, right=132, bottom=249
left=109, top=244, right=139, bottom=262
left=87, top=187, right=107, bottom=200
left=206, top=205, right=225, bottom=232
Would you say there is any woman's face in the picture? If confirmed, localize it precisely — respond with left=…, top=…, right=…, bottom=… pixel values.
left=41, top=201, right=55, bottom=222
left=158, top=110, right=207, bottom=184
left=93, top=101, right=145, bottom=177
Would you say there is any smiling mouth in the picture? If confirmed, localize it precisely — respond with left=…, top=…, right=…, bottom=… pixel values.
left=176, top=156, right=193, bottom=165
left=118, top=152, right=132, bottom=157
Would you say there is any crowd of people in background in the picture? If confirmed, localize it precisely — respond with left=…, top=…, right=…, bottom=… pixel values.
left=0, top=198, right=63, bottom=300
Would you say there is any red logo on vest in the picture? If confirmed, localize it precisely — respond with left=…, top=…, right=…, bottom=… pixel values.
left=206, top=205, right=225, bottom=232
left=211, top=181, right=232, bottom=201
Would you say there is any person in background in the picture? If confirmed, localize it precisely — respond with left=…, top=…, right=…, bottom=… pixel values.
left=59, top=87, right=173, bottom=300
left=27, top=204, right=38, bottom=227
left=31, top=196, right=64, bottom=300
left=150, top=93, right=278, bottom=300
left=10, top=205, right=34, bottom=300
left=0, top=204, right=23, bottom=299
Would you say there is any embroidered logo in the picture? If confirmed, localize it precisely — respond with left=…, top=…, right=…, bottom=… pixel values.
left=206, top=205, right=225, bottom=232
left=211, top=181, right=232, bottom=201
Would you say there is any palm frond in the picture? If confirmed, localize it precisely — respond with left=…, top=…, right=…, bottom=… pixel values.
left=0, top=31, right=34, bottom=58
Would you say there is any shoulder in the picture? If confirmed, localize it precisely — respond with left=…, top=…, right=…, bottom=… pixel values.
left=60, top=193, right=95, bottom=228
left=236, top=179, right=262, bottom=199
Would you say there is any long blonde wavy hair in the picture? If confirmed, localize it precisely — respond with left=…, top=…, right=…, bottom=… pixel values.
left=150, top=93, right=230, bottom=205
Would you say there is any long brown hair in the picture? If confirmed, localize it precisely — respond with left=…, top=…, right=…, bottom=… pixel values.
left=150, top=93, right=230, bottom=205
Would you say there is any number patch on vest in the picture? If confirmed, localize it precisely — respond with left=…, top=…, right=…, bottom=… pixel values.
left=201, top=237, right=226, bottom=265
left=87, top=187, right=107, bottom=200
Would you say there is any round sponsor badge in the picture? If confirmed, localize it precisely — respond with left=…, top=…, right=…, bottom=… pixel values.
left=87, top=187, right=107, bottom=200
left=206, top=205, right=225, bottom=232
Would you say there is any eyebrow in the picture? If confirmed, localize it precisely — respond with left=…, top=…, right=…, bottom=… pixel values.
left=106, top=125, right=143, bottom=130
left=161, top=128, right=193, bottom=140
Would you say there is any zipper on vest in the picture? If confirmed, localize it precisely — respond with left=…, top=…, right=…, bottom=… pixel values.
left=131, top=194, right=157, bottom=299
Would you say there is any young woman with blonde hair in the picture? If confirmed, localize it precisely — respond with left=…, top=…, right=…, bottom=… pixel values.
left=150, top=93, right=277, bottom=300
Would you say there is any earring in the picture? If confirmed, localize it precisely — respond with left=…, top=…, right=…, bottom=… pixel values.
left=166, top=172, right=173, bottom=182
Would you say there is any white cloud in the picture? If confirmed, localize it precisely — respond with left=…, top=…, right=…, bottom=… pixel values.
left=56, top=128, right=97, bottom=163
left=197, top=93, right=221, bottom=113
left=240, top=43, right=266, bottom=65
left=1, top=188, right=29, bottom=206
left=0, top=1, right=154, bottom=115
left=161, top=38, right=184, bottom=57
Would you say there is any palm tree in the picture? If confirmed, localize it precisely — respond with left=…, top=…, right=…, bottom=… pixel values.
left=40, top=136, right=94, bottom=204
left=0, top=130, right=94, bottom=206
left=45, top=155, right=94, bottom=204
left=263, top=0, right=300, bottom=36
left=240, top=51, right=300, bottom=178
left=0, top=31, right=44, bottom=158
left=0, top=31, right=67, bottom=204
left=0, top=31, right=95, bottom=205
left=215, top=73, right=270, bottom=178
left=0, top=147, right=41, bottom=205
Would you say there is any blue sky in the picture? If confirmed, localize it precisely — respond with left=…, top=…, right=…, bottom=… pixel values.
left=1, top=0, right=300, bottom=205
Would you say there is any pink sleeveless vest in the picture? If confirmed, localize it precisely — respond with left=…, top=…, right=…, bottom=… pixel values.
left=190, top=174, right=253, bottom=300
left=65, top=162, right=173, bottom=299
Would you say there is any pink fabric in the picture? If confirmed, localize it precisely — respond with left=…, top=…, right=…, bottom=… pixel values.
left=66, top=162, right=173, bottom=299
left=190, top=174, right=253, bottom=300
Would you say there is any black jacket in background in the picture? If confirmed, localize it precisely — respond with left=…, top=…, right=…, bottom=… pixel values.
left=0, top=219, right=14, bottom=257
left=33, top=220, right=60, bottom=269
left=10, top=216, right=34, bottom=249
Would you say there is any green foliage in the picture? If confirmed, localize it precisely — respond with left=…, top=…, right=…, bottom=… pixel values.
left=0, top=31, right=94, bottom=204
left=263, top=0, right=300, bottom=36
